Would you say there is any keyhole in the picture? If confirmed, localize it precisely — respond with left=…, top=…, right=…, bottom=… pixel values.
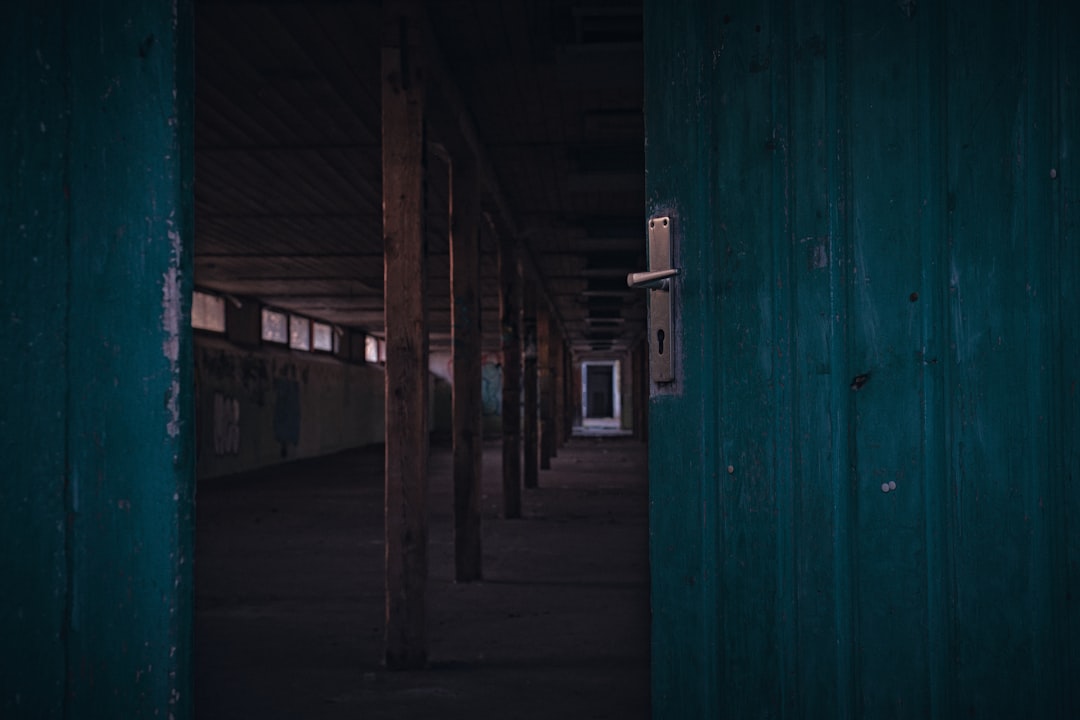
left=657, top=328, right=665, bottom=355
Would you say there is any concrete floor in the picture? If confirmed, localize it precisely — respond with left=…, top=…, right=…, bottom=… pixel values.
left=195, top=436, right=650, bottom=719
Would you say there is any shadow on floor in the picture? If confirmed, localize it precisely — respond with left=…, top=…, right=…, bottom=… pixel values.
left=195, top=436, right=650, bottom=719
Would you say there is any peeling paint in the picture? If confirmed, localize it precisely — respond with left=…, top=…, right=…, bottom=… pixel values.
left=162, top=222, right=182, bottom=438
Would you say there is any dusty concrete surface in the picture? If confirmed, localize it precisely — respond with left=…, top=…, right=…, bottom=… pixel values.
left=195, top=436, right=650, bottom=719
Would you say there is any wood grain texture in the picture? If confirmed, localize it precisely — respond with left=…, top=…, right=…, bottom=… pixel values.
left=382, top=0, right=428, bottom=669
left=564, top=343, right=574, bottom=441
left=0, top=3, right=71, bottom=714
left=553, top=332, right=564, bottom=452
left=523, top=278, right=540, bottom=489
left=68, top=0, right=196, bottom=714
left=498, top=235, right=522, bottom=518
left=538, top=304, right=555, bottom=469
left=1060, top=0, right=1080, bottom=707
left=646, top=0, right=1079, bottom=716
left=451, top=156, right=483, bottom=582
left=1, top=0, right=195, bottom=716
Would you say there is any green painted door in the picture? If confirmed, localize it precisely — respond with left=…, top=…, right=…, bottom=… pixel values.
left=645, top=1, right=1078, bottom=717
left=1, top=1, right=195, bottom=717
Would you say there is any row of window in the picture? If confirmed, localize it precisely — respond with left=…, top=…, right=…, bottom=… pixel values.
left=191, top=289, right=385, bottom=363
left=191, top=291, right=226, bottom=333
left=259, top=308, right=338, bottom=353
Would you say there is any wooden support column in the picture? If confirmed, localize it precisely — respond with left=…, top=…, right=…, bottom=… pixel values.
left=570, top=343, right=578, bottom=440
left=630, top=342, right=642, bottom=439
left=572, top=358, right=583, bottom=431
left=538, top=306, right=555, bottom=469
left=620, top=349, right=633, bottom=431
left=551, top=329, right=564, bottom=455
left=636, top=339, right=649, bottom=442
left=498, top=235, right=522, bottom=518
left=382, top=0, right=428, bottom=669
left=451, top=157, right=482, bottom=582
left=522, top=279, right=539, bottom=489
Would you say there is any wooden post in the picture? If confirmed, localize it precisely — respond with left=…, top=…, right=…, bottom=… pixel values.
left=382, top=0, right=428, bottom=669
left=572, top=358, right=584, bottom=432
left=451, top=157, right=482, bottom=582
left=522, top=279, right=539, bottom=489
left=565, top=346, right=575, bottom=441
left=498, top=235, right=522, bottom=518
left=554, top=334, right=567, bottom=449
left=620, top=349, right=632, bottom=431
left=635, top=339, right=649, bottom=441
left=630, top=343, right=639, bottom=440
left=538, top=305, right=555, bottom=469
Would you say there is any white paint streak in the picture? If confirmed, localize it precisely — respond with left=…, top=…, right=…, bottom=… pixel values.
left=162, top=222, right=183, bottom=438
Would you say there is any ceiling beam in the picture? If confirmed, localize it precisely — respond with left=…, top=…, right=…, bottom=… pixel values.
left=417, top=10, right=571, bottom=343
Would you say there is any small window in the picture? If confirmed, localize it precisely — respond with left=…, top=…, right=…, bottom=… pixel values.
left=312, top=322, right=333, bottom=352
left=364, top=335, right=379, bottom=363
left=290, top=315, right=311, bottom=350
left=261, top=308, right=288, bottom=343
left=192, top=291, right=226, bottom=333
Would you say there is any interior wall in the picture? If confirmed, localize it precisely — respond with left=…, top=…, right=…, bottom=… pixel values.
left=430, top=350, right=504, bottom=438
left=194, top=335, right=387, bottom=479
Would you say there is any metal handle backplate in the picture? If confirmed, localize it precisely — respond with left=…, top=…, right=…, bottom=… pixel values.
left=627, top=216, right=677, bottom=383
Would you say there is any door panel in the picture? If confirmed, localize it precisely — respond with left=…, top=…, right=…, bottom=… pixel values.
left=645, top=1, right=1079, bottom=717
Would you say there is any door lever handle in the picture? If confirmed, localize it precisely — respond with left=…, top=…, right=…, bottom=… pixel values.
left=627, top=268, right=680, bottom=291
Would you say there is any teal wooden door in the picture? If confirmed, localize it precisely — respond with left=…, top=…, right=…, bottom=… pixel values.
left=645, top=1, right=1079, bottom=717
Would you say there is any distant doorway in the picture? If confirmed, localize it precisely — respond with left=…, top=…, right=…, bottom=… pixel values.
left=586, top=365, right=614, bottom=418
left=581, top=361, right=621, bottom=421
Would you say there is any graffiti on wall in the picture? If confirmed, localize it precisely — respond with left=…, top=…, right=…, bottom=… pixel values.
left=213, top=393, right=241, bottom=455
left=443, top=353, right=503, bottom=416
left=200, top=347, right=272, bottom=404
left=481, top=361, right=501, bottom=416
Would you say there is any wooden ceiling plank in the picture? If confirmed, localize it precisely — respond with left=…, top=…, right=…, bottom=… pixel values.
left=269, top=4, right=380, bottom=146
left=196, top=19, right=309, bottom=145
